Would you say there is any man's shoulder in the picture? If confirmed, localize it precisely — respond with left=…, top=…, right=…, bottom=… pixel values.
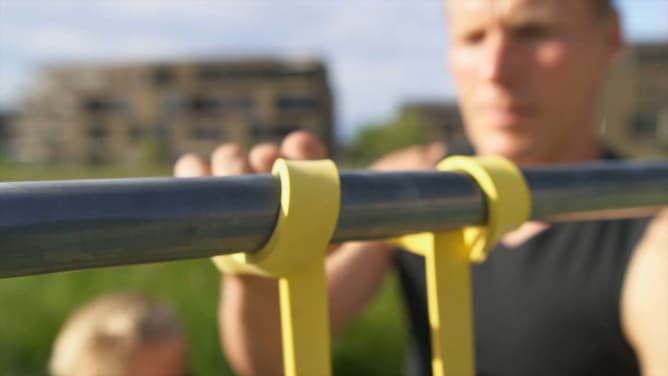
left=621, top=207, right=668, bottom=375
left=634, top=208, right=668, bottom=257
left=645, top=207, right=668, bottom=239
left=610, top=207, right=667, bottom=253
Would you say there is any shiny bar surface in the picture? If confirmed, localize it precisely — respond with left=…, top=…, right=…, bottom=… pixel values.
left=0, top=160, right=666, bottom=278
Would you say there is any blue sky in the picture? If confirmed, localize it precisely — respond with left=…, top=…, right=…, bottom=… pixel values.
left=1, top=0, right=666, bottom=141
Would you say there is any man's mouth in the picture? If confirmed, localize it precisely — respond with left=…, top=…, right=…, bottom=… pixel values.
left=481, top=103, right=535, bottom=128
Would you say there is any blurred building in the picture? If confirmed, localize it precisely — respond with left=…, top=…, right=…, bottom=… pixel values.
left=12, top=58, right=333, bottom=164
left=398, top=101, right=467, bottom=146
left=0, top=110, right=16, bottom=158
left=604, top=42, right=668, bottom=157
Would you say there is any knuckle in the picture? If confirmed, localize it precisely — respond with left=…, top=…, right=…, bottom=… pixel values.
left=212, top=144, right=246, bottom=161
left=174, top=153, right=208, bottom=177
left=176, top=153, right=203, bottom=166
left=211, top=143, right=250, bottom=175
left=282, top=130, right=326, bottom=159
left=249, top=143, right=281, bottom=172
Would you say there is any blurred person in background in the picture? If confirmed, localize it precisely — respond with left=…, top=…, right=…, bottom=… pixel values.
left=49, top=292, right=188, bottom=376
left=175, top=0, right=667, bottom=375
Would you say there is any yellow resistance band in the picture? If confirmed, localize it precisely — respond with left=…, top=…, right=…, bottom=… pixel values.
left=393, top=155, right=531, bottom=376
left=212, top=159, right=341, bottom=376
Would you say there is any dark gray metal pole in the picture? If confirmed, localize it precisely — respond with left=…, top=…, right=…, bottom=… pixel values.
left=0, top=160, right=666, bottom=278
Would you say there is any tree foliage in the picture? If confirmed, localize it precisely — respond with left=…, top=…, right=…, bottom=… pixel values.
left=349, top=109, right=430, bottom=164
left=138, top=137, right=168, bottom=166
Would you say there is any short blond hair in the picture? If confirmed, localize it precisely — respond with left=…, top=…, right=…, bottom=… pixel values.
left=49, top=292, right=185, bottom=376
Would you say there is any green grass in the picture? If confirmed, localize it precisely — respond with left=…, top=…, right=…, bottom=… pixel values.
left=0, top=163, right=172, bottom=181
left=0, top=163, right=407, bottom=375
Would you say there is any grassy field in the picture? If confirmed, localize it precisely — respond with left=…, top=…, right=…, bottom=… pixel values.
left=0, top=163, right=408, bottom=375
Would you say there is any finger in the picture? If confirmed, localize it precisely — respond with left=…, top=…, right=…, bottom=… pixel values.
left=174, top=153, right=211, bottom=177
left=249, top=143, right=281, bottom=173
left=280, top=130, right=327, bottom=160
left=426, top=142, right=447, bottom=165
left=211, top=144, right=252, bottom=176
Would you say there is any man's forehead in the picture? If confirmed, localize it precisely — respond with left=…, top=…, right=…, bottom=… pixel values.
left=445, top=0, right=567, bottom=28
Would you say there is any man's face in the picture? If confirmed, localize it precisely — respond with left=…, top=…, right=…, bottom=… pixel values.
left=446, top=0, right=620, bottom=164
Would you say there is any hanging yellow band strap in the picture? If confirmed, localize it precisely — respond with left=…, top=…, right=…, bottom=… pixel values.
left=392, top=155, right=531, bottom=376
left=212, top=159, right=341, bottom=376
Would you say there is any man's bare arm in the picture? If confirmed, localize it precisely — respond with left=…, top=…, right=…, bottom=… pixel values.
left=218, top=240, right=395, bottom=376
left=622, top=208, right=668, bottom=376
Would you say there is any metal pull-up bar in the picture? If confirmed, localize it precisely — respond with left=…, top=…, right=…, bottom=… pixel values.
left=1, top=156, right=667, bottom=376
left=0, top=159, right=666, bottom=279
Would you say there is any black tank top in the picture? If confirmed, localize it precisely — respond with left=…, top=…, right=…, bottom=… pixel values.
left=395, top=217, right=650, bottom=375
left=394, top=147, right=651, bottom=375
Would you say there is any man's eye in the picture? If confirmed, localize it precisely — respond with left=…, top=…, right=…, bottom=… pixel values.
left=514, top=24, right=550, bottom=40
left=462, top=30, right=485, bottom=45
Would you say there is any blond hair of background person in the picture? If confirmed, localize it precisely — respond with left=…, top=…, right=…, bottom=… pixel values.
left=49, top=292, right=188, bottom=376
left=175, top=0, right=668, bottom=375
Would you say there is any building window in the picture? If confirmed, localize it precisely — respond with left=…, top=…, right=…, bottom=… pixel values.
left=198, top=68, right=275, bottom=81
left=129, top=126, right=146, bottom=140
left=629, top=113, right=658, bottom=139
left=190, top=126, right=222, bottom=140
left=81, top=98, right=132, bottom=113
left=637, top=46, right=668, bottom=64
left=189, top=97, right=224, bottom=112
left=113, top=98, right=132, bottom=112
left=152, top=67, right=174, bottom=86
left=279, top=70, right=318, bottom=79
left=88, top=127, right=108, bottom=139
left=250, top=126, right=300, bottom=140
left=164, top=96, right=251, bottom=113
left=235, top=97, right=255, bottom=111
left=197, top=67, right=318, bottom=81
left=164, top=95, right=184, bottom=113
left=82, top=99, right=107, bottom=112
left=87, top=153, right=106, bottom=165
left=276, top=96, right=318, bottom=110
left=198, top=67, right=228, bottom=80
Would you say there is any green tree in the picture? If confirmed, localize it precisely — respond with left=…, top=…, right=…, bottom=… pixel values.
left=138, top=137, right=168, bottom=166
left=349, top=109, right=430, bottom=165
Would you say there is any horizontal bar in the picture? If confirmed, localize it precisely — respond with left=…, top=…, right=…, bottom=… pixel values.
left=526, top=161, right=667, bottom=219
left=0, top=160, right=666, bottom=278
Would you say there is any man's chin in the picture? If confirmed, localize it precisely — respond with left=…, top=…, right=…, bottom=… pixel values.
left=474, top=138, right=532, bottom=161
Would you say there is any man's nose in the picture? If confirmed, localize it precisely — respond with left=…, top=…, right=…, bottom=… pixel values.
left=478, top=32, right=516, bottom=84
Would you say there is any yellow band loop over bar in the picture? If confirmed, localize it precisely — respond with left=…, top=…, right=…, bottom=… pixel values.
left=212, top=159, right=340, bottom=276
left=394, top=155, right=531, bottom=263
left=392, top=155, right=531, bottom=376
left=212, top=158, right=340, bottom=376
left=439, top=155, right=531, bottom=262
